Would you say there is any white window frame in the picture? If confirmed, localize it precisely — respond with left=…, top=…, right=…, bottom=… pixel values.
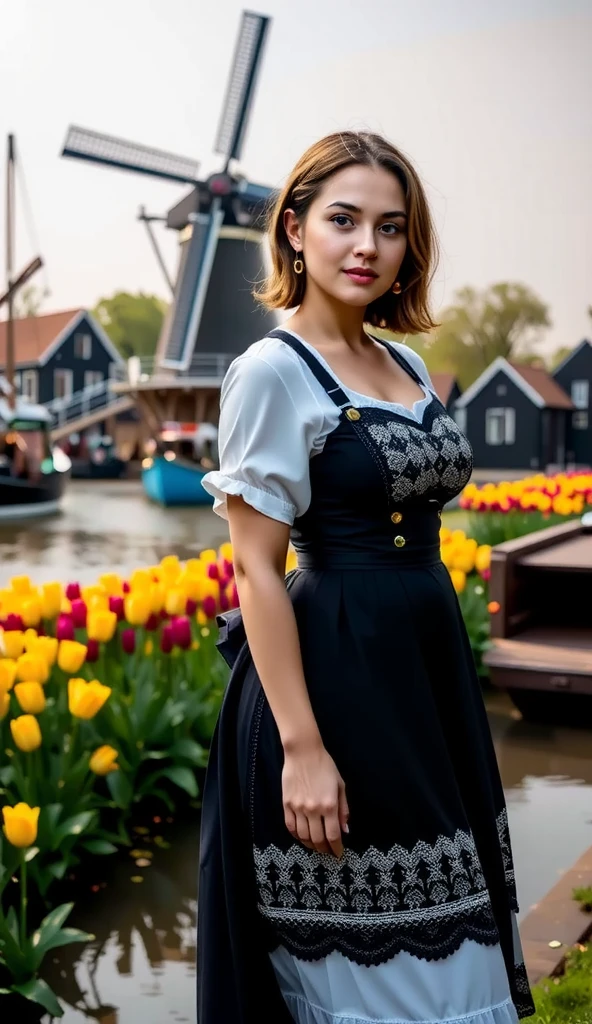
left=84, top=370, right=103, bottom=390
left=485, top=407, right=515, bottom=446
left=74, top=332, right=92, bottom=360
left=54, top=368, right=74, bottom=401
left=454, top=407, right=467, bottom=433
left=21, top=369, right=38, bottom=404
left=573, top=411, right=589, bottom=430
left=571, top=380, right=589, bottom=410
left=13, top=371, right=21, bottom=392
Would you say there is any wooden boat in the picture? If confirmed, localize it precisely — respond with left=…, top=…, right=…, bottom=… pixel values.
left=142, top=454, right=213, bottom=507
left=0, top=398, right=71, bottom=520
left=65, top=434, right=128, bottom=480
left=484, top=517, right=592, bottom=724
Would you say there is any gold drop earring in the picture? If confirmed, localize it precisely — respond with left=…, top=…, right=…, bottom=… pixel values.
left=392, top=281, right=402, bottom=294
left=293, top=252, right=305, bottom=274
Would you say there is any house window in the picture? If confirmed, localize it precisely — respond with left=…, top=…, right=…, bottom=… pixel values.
left=571, top=380, right=589, bottom=409
left=54, top=369, right=74, bottom=401
left=13, top=371, right=21, bottom=392
left=21, top=370, right=38, bottom=404
left=486, top=407, right=515, bottom=445
left=74, top=332, right=92, bottom=360
left=496, top=384, right=507, bottom=397
left=573, top=411, right=589, bottom=430
left=454, top=407, right=467, bottom=433
left=84, top=370, right=103, bottom=390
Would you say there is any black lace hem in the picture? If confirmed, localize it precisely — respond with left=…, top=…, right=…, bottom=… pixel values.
left=512, top=961, right=536, bottom=1019
left=261, top=899, right=500, bottom=968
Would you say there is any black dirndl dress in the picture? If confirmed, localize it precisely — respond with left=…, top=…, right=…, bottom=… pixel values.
left=197, top=330, right=535, bottom=1023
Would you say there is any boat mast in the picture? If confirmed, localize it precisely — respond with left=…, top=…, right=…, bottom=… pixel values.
left=5, top=134, right=15, bottom=410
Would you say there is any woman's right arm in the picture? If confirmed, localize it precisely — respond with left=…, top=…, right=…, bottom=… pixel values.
left=227, top=494, right=349, bottom=858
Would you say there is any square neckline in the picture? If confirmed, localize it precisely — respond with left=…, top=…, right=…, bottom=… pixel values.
left=278, top=328, right=434, bottom=421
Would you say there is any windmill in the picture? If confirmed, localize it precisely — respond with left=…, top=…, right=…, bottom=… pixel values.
left=61, top=10, right=277, bottom=376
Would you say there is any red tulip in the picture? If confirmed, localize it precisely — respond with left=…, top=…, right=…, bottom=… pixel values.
left=160, top=624, right=174, bottom=654
left=229, top=581, right=239, bottom=608
left=171, top=616, right=191, bottom=650
left=206, top=562, right=219, bottom=581
left=122, top=581, right=130, bottom=594
left=71, top=599, right=87, bottom=628
left=219, top=591, right=230, bottom=612
left=185, top=598, right=198, bottom=616
left=2, top=613, right=24, bottom=631
left=85, top=638, right=100, bottom=663
left=109, top=595, right=125, bottom=621
left=145, top=613, right=159, bottom=632
left=480, top=568, right=491, bottom=582
left=121, top=628, right=136, bottom=655
left=66, top=582, right=81, bottom=601
left=56, top=614, right=75, bottom=641
left=202, top=595, right=217, bottom=620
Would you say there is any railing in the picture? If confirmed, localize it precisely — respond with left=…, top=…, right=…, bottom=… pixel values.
left=110, top=353, right=235, bottom=385
left=45, top=379, right=124, bottom=428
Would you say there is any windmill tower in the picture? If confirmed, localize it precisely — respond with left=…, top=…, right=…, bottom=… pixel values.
left=61, top=10, right=277, bottom=398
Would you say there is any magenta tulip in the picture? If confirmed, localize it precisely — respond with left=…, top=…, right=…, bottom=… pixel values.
left=109, top=595, right=125, bottom=621
left=85, top=638, right=100, bottom=663
left=71, top=599, right=87, bottom=628
left=66, top=582, right=81, bottom=601
left=202, top=595, right=217, bottom=620
left=185, top=597, right=197, bottom=616
left=56, top=614, right=75, bottom=641
left=171, top=616, right=191, bottom=650
left=160, top=625, right=174, bottom=654
left=219, top=591, right=230, bottom=612
left=2, top=613, right=24, bottom=631
left=230, top=582, right=239, bottom=608
left=206, top=562, right=219, bottom=581
left=122, top=581, right=130, bottom=594
left=145, top=613, right=159, bottom=632
left=121, top=628, right=136, bottom=655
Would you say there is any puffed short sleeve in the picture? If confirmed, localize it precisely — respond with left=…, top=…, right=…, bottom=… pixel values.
left=201, top=354, right=319, bottom=525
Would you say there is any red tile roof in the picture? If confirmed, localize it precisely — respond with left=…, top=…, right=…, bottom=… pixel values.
left=509, top=362, right=574, bottom=409
left=429, top=372, right=457, bottom=406
left=0, top=309, right=83, bottom=367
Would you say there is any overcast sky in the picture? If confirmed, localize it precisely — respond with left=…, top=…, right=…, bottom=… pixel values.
left=2, top=0, right=591, bottom=352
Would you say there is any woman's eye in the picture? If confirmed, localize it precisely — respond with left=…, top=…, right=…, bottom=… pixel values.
left=331, top=214, right=353, bottom=227
left=380, top=223, right=400, bottom=235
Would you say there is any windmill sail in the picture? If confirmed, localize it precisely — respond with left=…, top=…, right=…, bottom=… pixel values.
left=214, top=12, right=270, bottom=168
left=62, top=126, right=200, bottom=184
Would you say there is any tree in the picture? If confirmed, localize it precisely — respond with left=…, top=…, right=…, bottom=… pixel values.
left=14, top=284, right=50, bottom=319
left=92, top=291, right=168, bottom=360
left=428, top=282, right=551, bottom=389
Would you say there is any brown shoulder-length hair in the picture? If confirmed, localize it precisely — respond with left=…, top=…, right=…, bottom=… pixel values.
left=254, top=131, right=439, bottom=334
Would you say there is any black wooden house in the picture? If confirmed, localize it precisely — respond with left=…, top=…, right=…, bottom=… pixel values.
left=0, top=309, right=123, bottom=406
left=552, top=339, right=592, bottom=467
left=454, top=357, right=576, bottom=472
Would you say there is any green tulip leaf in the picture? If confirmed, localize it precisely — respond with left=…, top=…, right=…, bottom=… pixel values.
left=160, top=765, right=199, bottom=798
left=152, top=787, right=175, bottom=812
left=82, top=839, right=118, bottom=855
left=31, top=902, right=74, bottom=953
left=0, top=765, right=15, bottom=786
left=24, top=846, right=39, bottom=864
left=6, top=906, right=19, bottom=943
left=48, top=860, right=68, bottom=881
left=53, top=811, right=96, bottom=848
left=12, top=976, right=64, bottom=1017
left=106, top=769, right=134, bottom=810
left=31, top=927, right=94, bottom=967
left=168, top=738, right=207, bottom=765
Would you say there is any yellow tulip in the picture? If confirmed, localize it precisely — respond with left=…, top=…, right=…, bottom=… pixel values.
left=130, top=569, right=152, bottom=591
left=475, top=545, right=492, bottom=574
left=219, top=542, right=233, bottom=563
left=1, top=630, right=25, bottom=660
left=68, top=677, right=111, bottom=719
left=165, top=589, right=187, bottom=617
left=0, top=659, right=17, bottom=693
left=2, top=803, right=40, bottom=848
left=14, top=681, right=46, bottom=715
left=199, top=549, right=217, bottom=564
left=148, top=582, right=165, bottom=615
left=124, top=592, right=152, bottom=626
left=10, top=575, right=33, bottom=596
left=21, top=596, right=42, bottom=628
left=449, top=569, right=467, bottom=594
left=40, top=581, right=63, bottom=619
left=144, top=638, right=154, bottom=656
left=10, top=714, right=42, bottom=752
left=89, top=745, right=119, bottom=775
left=87, top=610, right=117, bottom=643
left=196, top=608, right=208, bottom=627
left=58, top=640, right=88, bottom=674
left=0, top=692, right=10, bottom=720
left=285, top=549, right=298, bottom=573
left=16, top=652, right=49, bottom=685
left=98, top=573, right=123, bottom=597
left=87, top=593, right=109, bottom=613
left=440, top=545, right=456, bottom=570
left=28, top=636, right=58, bottom=666
left=439, top=527, right=452, bottom=545
left=82, top=584, right=107, bottom=606
left=185, top=558, right=205, bottom=577
left=23, top=628, right=39, bottom=651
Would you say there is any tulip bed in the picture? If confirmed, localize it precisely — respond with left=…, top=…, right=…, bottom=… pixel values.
left=0, top=535, right=493, bottom=1015
left=460, top=471, right=592, bottom=547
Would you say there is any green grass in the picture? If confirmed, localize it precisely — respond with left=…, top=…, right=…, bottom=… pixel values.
left=440, top=508, right=471, bottom=532
left=529, top=942, right=592, bottom=1023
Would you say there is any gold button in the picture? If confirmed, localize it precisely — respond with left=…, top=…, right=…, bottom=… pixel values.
left=391, top=512, right=403, bottom=524
left=394, top=535, right=406, bottom=548
left=345, top=408, right=361, bottom=422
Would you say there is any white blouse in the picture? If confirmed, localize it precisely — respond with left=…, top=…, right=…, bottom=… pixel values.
left=201, top=330, right=436, bottom=525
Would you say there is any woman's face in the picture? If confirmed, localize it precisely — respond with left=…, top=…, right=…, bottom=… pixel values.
left=285, top=163, right=408, bottom=308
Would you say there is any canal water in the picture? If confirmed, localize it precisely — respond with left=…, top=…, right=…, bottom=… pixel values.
left=2, top=482, right=592, bottom=1023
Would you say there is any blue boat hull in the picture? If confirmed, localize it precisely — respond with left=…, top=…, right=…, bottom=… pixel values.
left=142, top=457, right=214, bottom=507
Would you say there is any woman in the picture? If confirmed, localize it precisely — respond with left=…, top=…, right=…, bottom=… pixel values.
left=198, top=131, right=535, bottom=1024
